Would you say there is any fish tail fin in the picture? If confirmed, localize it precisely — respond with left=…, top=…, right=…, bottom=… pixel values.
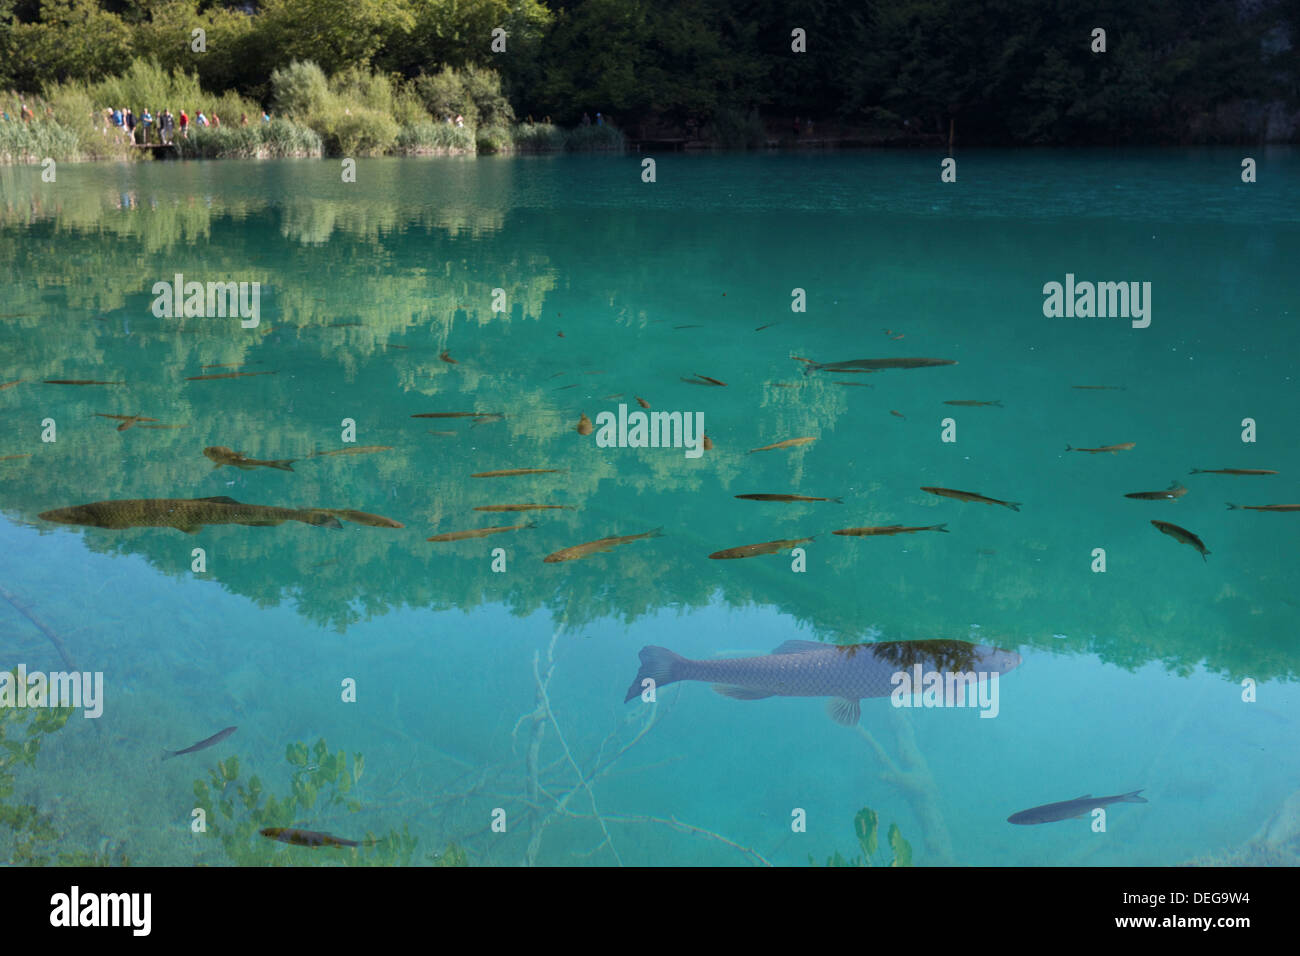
left=1064, top=444, right=1073, bottom=452
left=1226, top=502, right=1239, bottom=510
left=160, top=750, right=177, bottom=762
left=830, top=497, right=844, bottom=504
left=525, top=520, right=539, bottom=530
left=303, top=510, right=343, bottom=529
left=647, top=526, right=665, bottom=538
left=1005, top=502, right=1022, bottom=512
left=625, top=646, right=687, bottom=702
left=270, top=459, right=296, bottom=472
left=1202, top=551, right=1209, bottom=563
left=935, top=523, right=950, bottom=533
left=992, top=400, right=1003, bottom=407
left=1120, top=789, right=1148, bottom=804
left=1189, top=469, right=1203, bottom=474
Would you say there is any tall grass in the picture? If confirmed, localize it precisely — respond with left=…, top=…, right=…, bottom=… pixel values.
left=563, top=123, right=626, bottom=151
left=172, top=119, right=322, bottom=159
left=0, top=115, right=83, bottom=163
left=395, top=122, right=476, bottom=155
left=512, top=122, right=565, bottom=152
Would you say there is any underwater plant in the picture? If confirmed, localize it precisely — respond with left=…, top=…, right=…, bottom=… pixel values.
left=0, top=669, right=122, bottom=865
left=811, top=806, right=913, bottom=867
left=191, top=737, right=444, bottom=865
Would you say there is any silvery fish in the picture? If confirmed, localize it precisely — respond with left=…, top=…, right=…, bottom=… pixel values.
left=1007, top=790, right=1147, bottom=825
left=624, top=639, right=1020, bottom=725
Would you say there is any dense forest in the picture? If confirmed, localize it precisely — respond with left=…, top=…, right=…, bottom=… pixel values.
left=1, top=0, right=1297, bottom=146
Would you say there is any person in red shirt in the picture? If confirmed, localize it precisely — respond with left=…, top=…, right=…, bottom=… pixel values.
left=179, top=110, right=189, bottom=139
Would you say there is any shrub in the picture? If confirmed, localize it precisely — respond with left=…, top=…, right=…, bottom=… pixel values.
left=512, top=121, right=564, bottom=152
left=704, top=107, right=767, bottom=149
left=475, top=124, right=513, bottom=154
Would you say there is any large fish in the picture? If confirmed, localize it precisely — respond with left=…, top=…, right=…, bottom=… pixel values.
left=803, top=357, right=956, bottom=375
left=749, top=437, right=817, bottom=453
left=204, top=446, right=296, bottom=472
left=1007, top=790, right=1147, bottom=825
left=624, top=639, right=1020, bottom=725
left=39, top=496, right=343, bottom=533
left=427, top=520, right=537, bottom=542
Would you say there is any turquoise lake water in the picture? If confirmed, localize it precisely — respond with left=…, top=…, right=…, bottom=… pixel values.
left=1, top=149, right=1298, bottom=866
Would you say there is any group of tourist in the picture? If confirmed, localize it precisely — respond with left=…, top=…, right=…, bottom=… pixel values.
left=101, top=107, right=272, bottom=145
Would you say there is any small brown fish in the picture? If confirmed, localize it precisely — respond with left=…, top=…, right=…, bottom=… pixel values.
left=162, top=725, right=237, bottom=761
left=200, top=362, right=247, bottom=369
left=636, top=397, right=651, bottom=410
left=308, top=445, right=393, bottom=458
left=556, top=384, right=579, bottom=390
left=0, top=454, right=32, bottom=461
left=1226, top=502, right=1300, bottom=512
left=749, top=437, right=817, bottom=453
left=890, top=334, right=905, bottom=340
left=890, top=410, right=905, bottom=419
left=475, top=504, right=574, bottom=513
left=921, top=487, right=1021, bottom=511
left=544, top=527, right=664, bottom=563
left=439, top=350, right=457, bottom=364
left=472, top=469, right=567, bottom=478
left=204, top=446, right=296, bottom=472
left=0, top=380, right=24, bottom=390
left=557, top=331, right=565, bottom=337
left=1066, top=442, right=1135, bottom=454
left=943, top=400, right=1002, bottom=407
left=310, top=508, right=404, bottom=528
left=385, top=344, right=409, bottom=350
left=184, top=371, right=277, bottom=381
left=411, top=412, right=500, bottom=419
left=790, top=356, right=816, bottom=364
left=602, top=393, right=625, bottom=400
left=96, top=413, right=160, bottom=431
left=259, top=827, right=364, bottom=849
left=428, top=521, right=537, bottom=542
left=832, top=524, right=948, bottom=536
left=1125, top=481, right=1187, bottom=500
left=1190, top=468, right=1277, bottom=476
left=44, top=379, right=123, bottom=385
left=755, top=323, right=778, bottom=331
left=805, top=357, right=956, bottom=374
left=1151, top=520, right=1210, bottom=560
left=426, top=430, right=457, bottom=437
left=709, top=537, right=815, bottom=560
left=682, top=374, right=727, bottom=386
left=703, top=434, right=714, bottom=451
left=735, top=494, right=842, bottom=503
left=577, top=413, right=593, bottom=436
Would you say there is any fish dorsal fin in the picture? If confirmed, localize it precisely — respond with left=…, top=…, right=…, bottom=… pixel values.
left=197, top=496, right=240, bottom=504
left=826, top=698, right=861, bottom=726
left=711, top=685, right=774, bottom=700
left=772, top=639, right=824, bottom=655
